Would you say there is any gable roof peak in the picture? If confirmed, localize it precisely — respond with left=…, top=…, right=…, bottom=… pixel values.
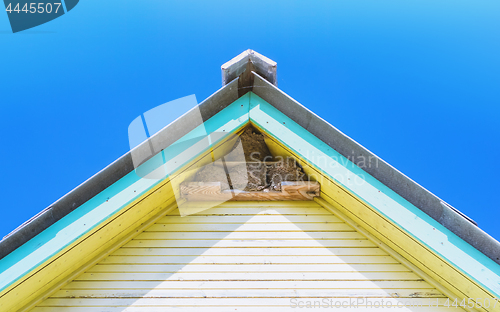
left=221, top=49, right=277, bottom=88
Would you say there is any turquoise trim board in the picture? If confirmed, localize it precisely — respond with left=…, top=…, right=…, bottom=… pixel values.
left=0, top=94, right=251, bottom=293
left=247, top=92, right=500, bottom=297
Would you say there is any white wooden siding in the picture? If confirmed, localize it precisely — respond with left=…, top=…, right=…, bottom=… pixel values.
left=32, top=201, right=464, bottom=312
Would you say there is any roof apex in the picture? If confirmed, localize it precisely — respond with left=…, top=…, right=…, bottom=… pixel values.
left=221, top=49, right=277, bottom=87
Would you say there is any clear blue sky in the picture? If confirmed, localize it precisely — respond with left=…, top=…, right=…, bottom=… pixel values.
left=1, top=1, right=499, bottom=243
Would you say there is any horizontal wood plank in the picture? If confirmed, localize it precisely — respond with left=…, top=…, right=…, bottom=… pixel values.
left=111, top=247, right=388, bottom=256
left=145, top=223, right=354, bottom=232
left=181, top=182, right=320, bottom=201
left=62, top=280, right=439, bottom=290
left=157, top=215, right=343, bottom=223
left=101, top=255, right=400, bottom=265
left=122, top=239, right=374, bottom=248
left=53, top=288, right=444, bottom=298
left=168, top=207, right=330, bottom=215
left=87, top=263, right=410, bottom=273
left=36, top=297, right=455, bottom=307
left=75, top=272, right=422, bottom=281
left=172, top=201, right=326, bottom=208
left=137, top=231, right=365, bottom=240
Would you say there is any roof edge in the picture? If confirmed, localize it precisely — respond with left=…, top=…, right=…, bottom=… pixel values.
left=0, top=78, right=239, bottom=260
left=251, top=71, right=500, bottom=265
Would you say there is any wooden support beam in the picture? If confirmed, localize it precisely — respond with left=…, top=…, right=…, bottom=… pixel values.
left=180, top=181, right=320, bottom=201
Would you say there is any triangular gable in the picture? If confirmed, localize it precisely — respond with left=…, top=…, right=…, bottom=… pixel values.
left=1, top=65, right=499, bottom=311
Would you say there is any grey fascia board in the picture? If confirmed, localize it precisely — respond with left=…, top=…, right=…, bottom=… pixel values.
left=0, top=78, right=239, bottom=260
left=252, top=71, right=500, bottom=265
